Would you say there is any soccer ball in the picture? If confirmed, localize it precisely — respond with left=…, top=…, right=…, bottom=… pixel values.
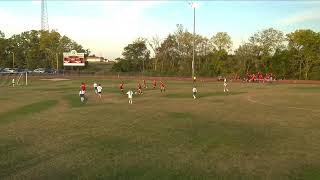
left=135, top=92, right=137, bottom=94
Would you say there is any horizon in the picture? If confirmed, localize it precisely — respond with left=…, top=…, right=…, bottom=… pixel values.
left=1, top=0, right=320, bottom=59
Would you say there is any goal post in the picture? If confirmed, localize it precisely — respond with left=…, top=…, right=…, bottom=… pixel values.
left=0, top=72, right=28, bottom=86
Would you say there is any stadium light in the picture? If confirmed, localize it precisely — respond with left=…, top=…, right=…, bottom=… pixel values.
left=190, top=2, right=199, bottom=82
left=191, top=2, right=200, bottom=8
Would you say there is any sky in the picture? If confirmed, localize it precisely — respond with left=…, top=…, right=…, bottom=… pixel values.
left=0, top=0, right=320, bottom=59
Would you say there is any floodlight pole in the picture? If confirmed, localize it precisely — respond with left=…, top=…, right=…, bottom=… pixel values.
left=26, top=71, right=28, bottom=86
left=56, top=53, right=59, bottom=73
left=192, top=5, right=195, bottom=80
left=12, top=52, right=15, bottom=69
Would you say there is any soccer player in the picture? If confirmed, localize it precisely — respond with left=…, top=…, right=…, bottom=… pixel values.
left=137, top=83, right=143, bottom=94
left=79, top=89, right=86, bottom=102
left=119, top=81, right=124, bottom=94
left=250, top=74, right=256, bottom=82
left=12, top=78, right=15, bottom=87
left=126, top=90, right=133, bottom=104
left=81, top=82, right=86, bottom=93
left=265, top=73, right=270, bottom=82
left=246, top=73, right=250, bottom=82
left=224, top=78, right=229, bottom=92
left=143, top=79, right=147, bottom=88
left=93, top=82, right=98, bottom=94
left=153, top=80, right=157, bottom=89
left=193, top=76, right=197, bottom=84
left=97, top=84, right=102, bottom=99
left=258, top=72, right=263, bottom=83
left=160, top=81, right=166, bottom=93
left=192, top=87, right=197, bottom=99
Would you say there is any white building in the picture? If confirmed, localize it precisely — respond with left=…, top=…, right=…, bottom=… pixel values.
left=106, top=59, right=119, bottom=63
left=86, top=56, right=101, bottom=63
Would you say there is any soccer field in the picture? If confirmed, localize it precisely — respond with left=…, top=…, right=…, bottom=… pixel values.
left=1, top=78, right=320, bottom=179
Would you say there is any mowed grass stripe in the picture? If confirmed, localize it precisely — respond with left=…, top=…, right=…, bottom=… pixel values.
left=0, top=100, right=58, bottom=125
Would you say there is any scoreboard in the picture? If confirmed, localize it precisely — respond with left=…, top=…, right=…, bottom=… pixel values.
left=63, top=50, right=85, bottom=66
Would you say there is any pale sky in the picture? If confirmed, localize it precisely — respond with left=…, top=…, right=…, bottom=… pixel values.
left=0, top=0, right=320, bottom=59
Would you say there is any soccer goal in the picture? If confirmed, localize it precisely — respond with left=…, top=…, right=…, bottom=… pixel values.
left=0, top=72, right=28, bottom=86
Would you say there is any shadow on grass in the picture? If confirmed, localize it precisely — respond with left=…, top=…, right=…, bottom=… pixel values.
left=162, top=113, right=279, bottom=153
left=0, top=100, right=58, bottom=125
left=167, top=112, right=193, bottom=119
left=185, top=120, right=273, bottom=151
left=0, top=97, right=9, bottom=101
left=288, top=163, right=320, bottom=180
left=164, top=91, right=247, bottom=99
left=72, top=132, right=262, bottom=179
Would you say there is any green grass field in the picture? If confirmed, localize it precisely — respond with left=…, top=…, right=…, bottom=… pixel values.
left=1, top=78, right=320, bottom=179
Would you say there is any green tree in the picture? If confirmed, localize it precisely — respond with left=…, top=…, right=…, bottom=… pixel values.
left=0, top=30, right=8, bottom=67
left=120, top=38, right=150, bottom=72
left=0, top=29, right=88, bottom=69
left=287, top=29, right=320, bottom=79
left=211, top=32, right=232, bottom=52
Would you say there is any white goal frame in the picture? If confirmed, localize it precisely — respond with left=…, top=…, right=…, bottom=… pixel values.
left=0, top=72, right=28, bottom=86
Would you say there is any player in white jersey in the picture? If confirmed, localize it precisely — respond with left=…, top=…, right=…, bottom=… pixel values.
left=126, top=90, right=133, bottom=104
left=97, top=84, right=102, bottom=99
left=192, top=87, right=197, bottom=99
left=224, top=78, right=229, bottom=92
left=93, top=82, right=98, bottom=94
left=79, top=89, right=86, bottom=102
left=12, top=78, right=15, bottom=87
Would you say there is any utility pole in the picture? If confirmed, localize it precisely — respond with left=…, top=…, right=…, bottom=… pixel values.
left=26, top=72, right=28, bottom=86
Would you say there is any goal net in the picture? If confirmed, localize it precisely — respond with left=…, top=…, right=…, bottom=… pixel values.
left=0, top=72, right=28, bottom=87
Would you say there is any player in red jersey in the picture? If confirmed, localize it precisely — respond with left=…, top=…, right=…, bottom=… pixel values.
left=81, top=82, right=86, bottom=93
left=119, top=81, right=124, bottom=94
left=258, top=72, right=263, bottom=83
left=153, top=80, right=157, bottom=89
left=137, top=83, right=143, bottom=94
left=160, top=81, right=166, bottom=93
left=265, top=73, right=270, bottom=82
left=251, top=74, right=256, bottom=82
left=143, top=79, right=147, bottom=88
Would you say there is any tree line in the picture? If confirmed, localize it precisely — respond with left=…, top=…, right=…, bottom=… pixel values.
left=0, top=30, right=89, bottom=70
left=112, top=25, right=320, bottom=80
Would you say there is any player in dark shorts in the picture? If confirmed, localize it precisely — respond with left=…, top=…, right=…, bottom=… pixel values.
left=138, top=83, right=143, bottom=94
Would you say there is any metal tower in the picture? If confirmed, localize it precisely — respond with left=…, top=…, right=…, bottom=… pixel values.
left=41, top=0, right=49, bottom=31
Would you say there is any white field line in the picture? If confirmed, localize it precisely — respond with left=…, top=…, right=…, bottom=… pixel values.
left=40, top=78, right=70, bottom=81
left=247, top=96, right=320, bottom=113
